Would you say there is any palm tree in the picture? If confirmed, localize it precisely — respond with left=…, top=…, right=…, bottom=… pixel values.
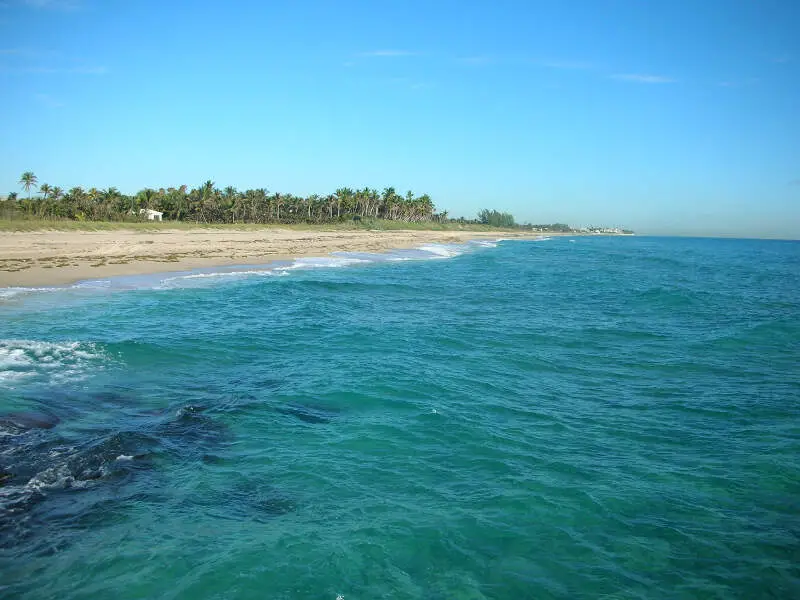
left=39, top=183, right=52, bottom=200
left=19, top=172, right=38, bottom=199
left=306, top=194, right=319, bottom=220
left=199, top=180, right=216, bottom=222
left=335, top=187, right=354, bottom=218
left=139, top=188, right=155, bottom=208
left=47, top=184, right=65, bottom=217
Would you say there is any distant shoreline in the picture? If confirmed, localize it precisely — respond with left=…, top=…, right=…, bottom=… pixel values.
left=0, top=227, right=581, bottom=288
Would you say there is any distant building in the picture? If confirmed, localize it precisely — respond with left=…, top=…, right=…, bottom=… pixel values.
left=580, top=226, right=623, bottom=234
left=139, top=209, right=163, bottom=222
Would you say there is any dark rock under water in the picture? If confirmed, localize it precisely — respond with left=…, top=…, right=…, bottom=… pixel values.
left=278, top=402, right=339, bottom=424
left=0, top=410, right=60, bottom=431
left=0, top=401, right=269, bottom=554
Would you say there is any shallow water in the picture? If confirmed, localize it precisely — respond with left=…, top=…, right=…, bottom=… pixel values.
left=1, top=236, right=799, bottom=599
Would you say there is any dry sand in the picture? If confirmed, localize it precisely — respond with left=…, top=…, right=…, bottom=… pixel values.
left=0, top=228, right=558, bottom=288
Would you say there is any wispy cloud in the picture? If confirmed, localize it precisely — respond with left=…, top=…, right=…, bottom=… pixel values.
left=358, top=50, right=419, bottom=58
left=537, top=59, right=594, bottom=70
left=611, top=73, right=677, bottom=84
left=0, top=46, right=62, bottom=58
left=717, top=77, right=759, bottom=88
left=771, top=55, right=791, bottom=64
left=22, top=0, right=81, bottom=9
left=789, top=179, right=800, bottom=186
left=0, top=45, right=107, bottom=75
left=41, top=65, right=106, bottom=74
left=1, top=64, right=107, bottom=74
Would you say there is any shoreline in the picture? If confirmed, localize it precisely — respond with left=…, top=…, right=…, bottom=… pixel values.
left=0, top=228, right=573, bottom=289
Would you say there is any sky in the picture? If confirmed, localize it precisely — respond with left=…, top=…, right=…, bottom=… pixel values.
left=1, top=0, right=798, bottom=238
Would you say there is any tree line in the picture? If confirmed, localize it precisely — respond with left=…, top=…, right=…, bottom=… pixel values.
left=5, top=171, right=616, bottom=233
left=478, top=209, right=516, bottom=227
left=7, top=172, right=449, bottom=225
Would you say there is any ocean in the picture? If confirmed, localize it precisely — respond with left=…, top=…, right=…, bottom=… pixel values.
left=1, top=236, right=798, bottom=599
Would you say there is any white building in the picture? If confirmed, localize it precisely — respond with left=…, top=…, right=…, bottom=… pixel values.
left=139, top=209, right=163, bottom=222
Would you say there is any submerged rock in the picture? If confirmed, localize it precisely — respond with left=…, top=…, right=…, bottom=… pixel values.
left=90, top=388, right=139, bottom=407
left=67, top=431, right=161, bottom=481
left=278, top=402, right=339, bottom=424
left=201, top=453, right=225, bottom=465
left=191, top=475, right=297, bottom=522
left=0, top=411, right=60, bottom=431
left=157, top=406, right=231, bottom=451
left=0, top=400, right=239, bottom=552
left=251, top=490, right=296, bottom=517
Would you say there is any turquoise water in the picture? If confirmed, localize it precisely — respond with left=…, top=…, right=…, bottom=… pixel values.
left=1, top=236, right=799, bottom=599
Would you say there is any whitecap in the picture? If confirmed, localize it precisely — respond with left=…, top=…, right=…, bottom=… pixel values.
left=276, top=256, right=372, bottom=271
left=174, top=269, right=286, bottom=280
left=25, top=464, right=91, bottom=492
left=186, top=270, right=276, bottom=280
left=0, top=286, right=63, bottom=300
left=0, top=339, right=109, bottom=387
left=416, top=243, right=466, bottom=258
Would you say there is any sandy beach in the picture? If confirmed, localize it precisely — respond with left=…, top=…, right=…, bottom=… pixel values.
left=0, top=227, right=555, bottom=288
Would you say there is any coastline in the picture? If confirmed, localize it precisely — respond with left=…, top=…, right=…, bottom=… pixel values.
left=0, top=227, right=569, bottom=288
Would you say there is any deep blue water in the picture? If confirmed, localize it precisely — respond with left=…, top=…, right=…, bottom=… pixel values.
left=1, top=236, right=799, bottom=599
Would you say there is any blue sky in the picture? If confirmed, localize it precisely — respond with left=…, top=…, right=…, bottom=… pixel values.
left=1, top=0, right=798, bottom=237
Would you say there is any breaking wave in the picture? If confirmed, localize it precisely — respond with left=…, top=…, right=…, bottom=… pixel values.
left=0, top=340, right=110, bottom=387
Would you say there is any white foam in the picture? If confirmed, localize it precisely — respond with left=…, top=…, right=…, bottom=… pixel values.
left=416, top=243, right=466, bottom=258
left=277, top=256, right=371, bottom=271
left=26, top=463, right=92, bottom=492
left=0, top=286, right=63, bottom=300
left=0, top=339, right=109, bottom=387
left=72, top=279, right=112, bottom=289
left=116, top=454, right=134, bottom=461
left=0, top=288, right=24, bottom=299
left=177, top=269, right=286, bottom=280
left=198, top=270, right=283, bottom=279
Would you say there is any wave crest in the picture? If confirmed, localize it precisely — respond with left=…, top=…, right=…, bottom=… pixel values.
left=0, top=340, right=109, bottom=387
